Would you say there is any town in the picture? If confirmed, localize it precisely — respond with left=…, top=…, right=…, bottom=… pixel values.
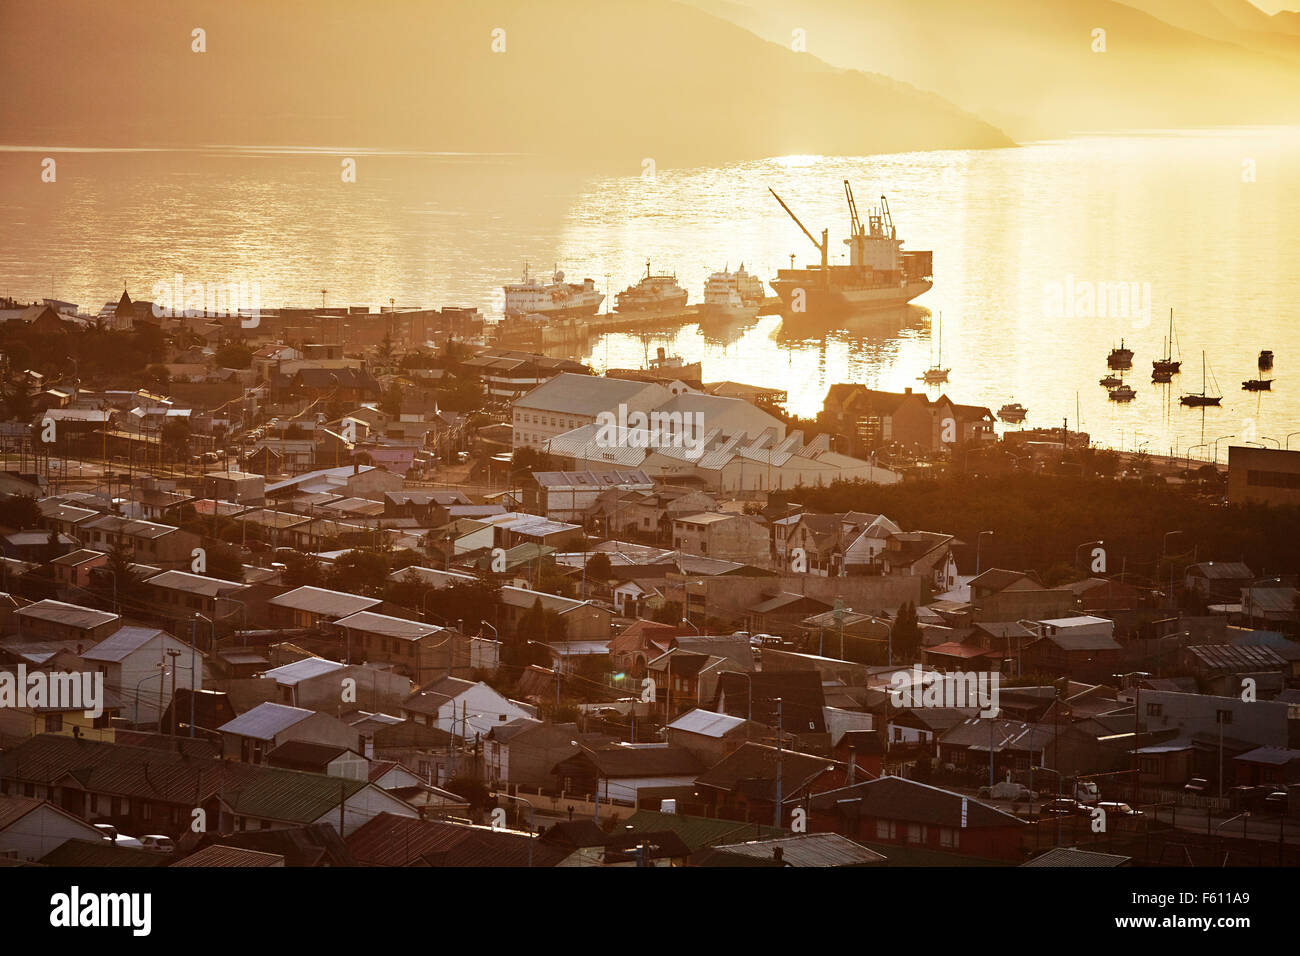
left=0, top=288, right=1295, bottom=871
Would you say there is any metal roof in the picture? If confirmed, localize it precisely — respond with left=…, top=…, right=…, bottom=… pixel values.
left=80, top=626, right=172, bottom=662
left=333, top=611, right=443, bottom=642
left=260, top=656, right=345, bottom=685
left=217, top=701, right=315, bottom=740
left=267, top=585, right=381, bottom=618
left=17, top=599, right=118, bottom=630
left=713, top=832, right=886, bottom=867
left=666, top=708, right=746, bottom=738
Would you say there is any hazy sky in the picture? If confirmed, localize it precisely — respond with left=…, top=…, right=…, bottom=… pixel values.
left=1251, top=0, right=1299, bottom=12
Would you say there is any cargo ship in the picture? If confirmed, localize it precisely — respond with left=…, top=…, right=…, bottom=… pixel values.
left=503, top=265, right=604, bottom=318
left=615, top=259, right=688, bottom=314
left=768, top=181, right=933, bottom=316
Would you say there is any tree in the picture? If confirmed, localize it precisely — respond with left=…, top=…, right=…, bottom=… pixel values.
left=201, top=542, right=245, bottom=582
left=892, top=601, right=921, bottom=664
left=103, top=539, right=144, bottom=609
left=585, top=552, right=613, bottom=583
left=282, top=551, right=326, bottom=589
left=213, top=343, right=253, bottom=370
left=0, top=494, right=41, bottom=531
left=326, top=549, right=391, bottom=596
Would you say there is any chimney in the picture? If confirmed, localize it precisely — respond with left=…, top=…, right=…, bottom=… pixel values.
left=773, top=846, right=784, bottom=863
left=904, top=386, right=912, bottom=395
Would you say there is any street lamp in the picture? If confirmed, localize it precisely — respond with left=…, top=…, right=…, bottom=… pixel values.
left=1185, top=443, right=1208, bottom=469
left=975, top=530, right=994, bottom=576
left=1074, top=539, right=1103, bottom=572
left=1287, top=431, right=1300, bottom=450
left=492, top=790, right=537, bottom=867
left=1212, top=434, right=1235, bottom=465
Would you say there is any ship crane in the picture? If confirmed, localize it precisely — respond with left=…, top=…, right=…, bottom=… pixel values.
left=844, top=180, right=864, bottom=239
left=769, top=187, right=830, bottom=285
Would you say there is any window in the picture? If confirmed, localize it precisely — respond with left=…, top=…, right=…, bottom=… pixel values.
left=875, top=820, right=896, bottom=840
left=44, top=713, right=63, bottom=732
left=906, top=823, right=927, bottom=845
left=1146, top=703, right=1163, bottom=717
left=939, top=827, right=957, bottom=848
left=1215, top=709, right=1233, bottom=725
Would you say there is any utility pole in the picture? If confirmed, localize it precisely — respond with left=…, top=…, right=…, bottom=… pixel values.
left=774, top=698, right=784, bottom=829
left=166, top=649, right=181, bottom=734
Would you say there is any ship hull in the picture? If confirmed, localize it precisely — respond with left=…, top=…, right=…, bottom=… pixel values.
left=769, top=278, right=932, bottom=316
left=615, top=292, right=689, bottom=314
left=504, top=301, right=602, bottom=320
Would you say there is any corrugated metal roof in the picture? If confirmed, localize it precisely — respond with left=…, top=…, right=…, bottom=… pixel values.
left=218, top=701, right=315, bottom=739
left=261, top=656, right=345, bottom=685
left=333, top=611, right=443, bottom=642
left=171, top=845, right=285, bottom=867
left=80, top=626, right=170, bottom=662
left=267, top=586, right=381, bottom=618
left=713, top=832, right=886, bottom=867
left=666, top=708, right=746, bottom=738
left=17, top=600, right=118, bottom=630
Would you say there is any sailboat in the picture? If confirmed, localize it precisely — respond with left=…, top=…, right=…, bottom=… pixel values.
left=1152, top=308, right=1181, bottom=380
left=920, top=312, right=950, bottom=384
left=1180, top=351, right=1222, bottom=407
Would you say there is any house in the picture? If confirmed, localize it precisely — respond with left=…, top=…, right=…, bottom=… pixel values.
left=549, top=744, right=705, bottom=806
left=0, top=734, right=416, bottom=838
left=333, top=611, right=500, bottom=683
left=498, top=586, right=613, bottom=643
left=2, top=530, right=77, bottom=563
left=1184, top=561, right=1254, bottom=603
left=401, top=676, right=533, bottom=740
left=265, top=741, right=369, bottom=780
left=266, top=585, right=382, bottom=629
left=0, top=795, right=105, bottom=862
left=526, top=469, right=655, bottom=522
left=483, top=718, right=595, bottom=789
left=15, top=600, right=120, bottom=645
left=672, top=512, right=770, bottom=566
left=171, top=845, right=287, bottom=867
left=201, top=470, right=266, bottom=506
left=808, top=776, right=1026, bottom=862
left=707, top=832, right=887, bottom=867
left=511, top=373, right=669, bottom=452
left=217, top=701, right=364, bottom=764
left=80, top=626, right=205, bottom=727
left=76, top=514, right=201, bottom=569
left=49, top=548, right=107, bottom=591
left=968, top=569, right=1073, bottom=622
left=1019, top=616, right=1122, bottom=682
left=665, top=708, right=754, bottom=765
left=258, top=656, right=413, bottom=713
left=144, top=569, right=249, bottom=621
left=347, top=813, right=567, bottom=866
left=694, top=741, right=846, bottom=824
left=1233, top=746, right=1300, bottom=787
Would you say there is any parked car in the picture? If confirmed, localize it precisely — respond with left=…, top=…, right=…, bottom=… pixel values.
left=1184, top=776, right=1209, bottom=794
left=139, top=835, right=175, bottom=853
left=978, top=781, right=1034, bottom=802
left=1096, top=801, right=1143, bottom=818
left=93, top=823, right=119, bottom=842
left=1039, top=798, right=1090, bottom=817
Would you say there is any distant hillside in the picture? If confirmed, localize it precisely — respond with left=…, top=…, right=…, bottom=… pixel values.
left=687, top=0, right=1300, bottom=139
left=0, top=0, right=1010, bottom=167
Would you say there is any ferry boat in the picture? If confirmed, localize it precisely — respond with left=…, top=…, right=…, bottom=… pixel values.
left=999, top=403, right=1028, bottom=423
left=768, top=180, right=933, bottom=316
left=615, top=259, right=688, bottom=314
left=699, top=264, right=765, bottom=321
left=1109, top=384, right=1137, bottom=402
left=1108, top=339, right=1134, bottom=370
left=503, top=265, right=604, bottom=319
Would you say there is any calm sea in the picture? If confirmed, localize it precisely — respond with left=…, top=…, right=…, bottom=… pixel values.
left=2, top=127, right=1297, bottom=458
